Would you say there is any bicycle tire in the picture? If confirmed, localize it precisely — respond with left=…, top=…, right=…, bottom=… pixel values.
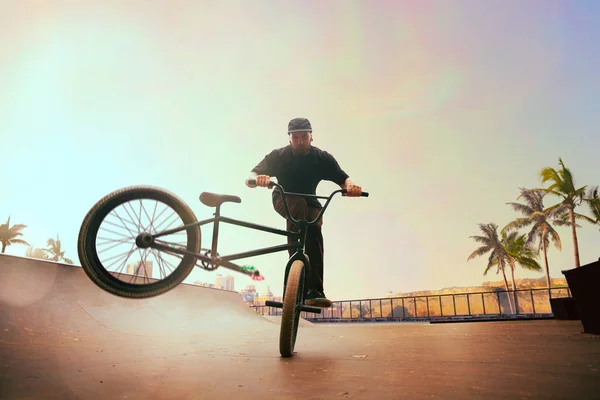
left=279, top=259, right=305, bottom=357
left=77, top=185, right=201, bottom=299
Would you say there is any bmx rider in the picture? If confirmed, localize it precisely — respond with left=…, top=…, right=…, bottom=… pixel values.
left=245, top=117, right=363, bottom=308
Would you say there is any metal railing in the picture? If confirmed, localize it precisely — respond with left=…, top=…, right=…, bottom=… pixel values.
left=251, top=287, right=572, bottom=322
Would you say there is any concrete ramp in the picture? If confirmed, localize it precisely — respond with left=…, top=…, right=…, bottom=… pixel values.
left=0, top=254, right=276, bottom=346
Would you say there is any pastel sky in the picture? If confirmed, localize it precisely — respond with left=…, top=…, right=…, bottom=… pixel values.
left=2, top=1, right=600, bottom=301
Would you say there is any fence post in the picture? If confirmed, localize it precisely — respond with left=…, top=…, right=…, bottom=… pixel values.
left=452, top=295, right=457, bottom=316
left=482, top=293, right=486, bottom=315
left=467, top=294, right=471, bottom=316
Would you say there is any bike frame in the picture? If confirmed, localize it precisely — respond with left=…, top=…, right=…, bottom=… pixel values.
left=148, top=182, right=352, bottom=278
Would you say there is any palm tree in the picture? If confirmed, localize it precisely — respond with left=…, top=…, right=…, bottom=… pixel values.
left=584, top=185, right=600, bottom=232
left=468, top=223, right=514, bottom=313
left=46, top=234, right=73, bottom=264
left=502, top=188, right=566, bottom=290
left=539, top=158, right=594, bottom=268
left=504, top=232, right=542, bottom=287
left=503, top=231, right=543, bottom=311
left=0, top=216, right=30, bottom=254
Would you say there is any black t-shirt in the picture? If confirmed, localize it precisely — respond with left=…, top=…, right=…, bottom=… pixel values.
left=251, top=145, right=349, bottom=209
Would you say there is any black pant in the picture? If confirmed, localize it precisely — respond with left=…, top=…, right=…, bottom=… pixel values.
left=273, top=193, right=324, bottom=293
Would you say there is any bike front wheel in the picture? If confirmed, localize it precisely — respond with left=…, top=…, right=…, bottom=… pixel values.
left=279, top=259, right=306, bottom=357
left=77, top=185, right=201, bottom=299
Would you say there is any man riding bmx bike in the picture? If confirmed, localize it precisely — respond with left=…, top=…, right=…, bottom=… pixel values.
left=245, top=117, right=363, bottom=308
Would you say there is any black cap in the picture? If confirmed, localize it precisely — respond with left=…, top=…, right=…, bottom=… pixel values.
left=288, top=117, right=312, bottom=133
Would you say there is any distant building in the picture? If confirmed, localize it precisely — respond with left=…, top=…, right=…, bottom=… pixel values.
left=215, top=274, right=226, bottom=289
left=225, top=275, right=235, bottom=291
left=252, top=286, right=276, bottom=306
left=239, top=284, right=258, bottom=303
left=126, top=261, right=153, bottom=278
left=193, top=280, right=215, bottom=289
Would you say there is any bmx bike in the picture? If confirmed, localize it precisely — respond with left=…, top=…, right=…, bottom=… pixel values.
left=77, top=179, right=368, bottom=357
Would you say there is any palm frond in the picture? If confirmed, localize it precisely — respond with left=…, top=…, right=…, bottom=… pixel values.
left=506, top=202, right=535, bottom=216
left=547, top=203, right=570, bottom=219
left=469, top=235, right=491, bottom=245
left=9, top=224, right=27, bottom=233
left=573, top=212, right=596, bottom=224
left=518, top=257, right=543, bottom=272
left=540, top=166, right=563, bottom=189
left=584, top=185, right=600, bottom=222
left=9, top=239, right=30, bottom=246
left=558, top=158, right=576, bottom=192
left=553, top=218, right=581, bottom=229
left=547, top=226, right=562, bottom=251
left=543, top=202, right=568, bottom=214
left=501, top=218, right=530, bottom=234
left=468, top=246, right=492, bottom=261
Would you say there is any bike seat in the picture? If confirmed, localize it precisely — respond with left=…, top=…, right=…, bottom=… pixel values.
left=199, top=192, right=242, bottom=208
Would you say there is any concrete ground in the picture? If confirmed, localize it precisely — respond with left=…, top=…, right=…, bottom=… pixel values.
left=1, top=254, right=599, bottom=400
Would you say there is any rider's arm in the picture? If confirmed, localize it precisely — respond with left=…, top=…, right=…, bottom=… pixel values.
left=247, top=150, right=278, bottom=188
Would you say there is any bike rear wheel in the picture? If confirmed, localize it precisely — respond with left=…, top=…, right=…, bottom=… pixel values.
left=77, top=185, right=201, bottom=299
left=279, top=259, right=305, bottom=357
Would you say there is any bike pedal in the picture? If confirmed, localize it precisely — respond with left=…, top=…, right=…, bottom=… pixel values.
left=264, top=301, right=321, bottom=314
left=300, top=305, right=322, bottom=314
left=265, top=301, right=283, bottom=308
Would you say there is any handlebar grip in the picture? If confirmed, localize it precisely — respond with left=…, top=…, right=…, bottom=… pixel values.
left=246, top=178, right=275, bottom=189
left=341, top=189, right=369, bottom=197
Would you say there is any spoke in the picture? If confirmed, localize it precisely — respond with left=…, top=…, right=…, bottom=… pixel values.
left=102, top=217, right=139, bottom=235
left=142, top=248, right=151, bottom=283
left=104, top=244, right=137, bottom=273
left=108, top=208, right=140, bottom=233
left=97, top=238, right=133, bottom=255
left=153, top=210, right=180, bottom=233
left=151, top=249, right=178, bottom=278
left=150, top=249, right=168, bottom=279
left=124, top=202, right=143, bottom=232
left=111, top=207, right=140, bottom=240
left=99, top=225, right=136, bottom=240
left=96, top=236, right=134, bottom=247
left=100, top=247, right=136, bottom=265
left=140, top=200, right=159, bottom=234
left=149, top=200, right=159, bottom=233
left=149, top=205, right=170, bottom=233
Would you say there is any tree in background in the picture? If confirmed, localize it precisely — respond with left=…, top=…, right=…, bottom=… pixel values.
left=0, top=216, right=30, bottom=254
left=502, top=188, right=566, bottom=290
left=503, top=231, right=542, bottom=312
left=539, top=158, right=594, bottom=268
left=25, top=245, right=50, bottom=260
left=584, top=185, right=600, bottom=232
left=46, top=234, right=73, bottom=264
left=468, top=223, right=515, bottom=313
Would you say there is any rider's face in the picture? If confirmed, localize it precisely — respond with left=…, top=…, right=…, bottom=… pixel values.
left=289, top=132, right=312, bottom=155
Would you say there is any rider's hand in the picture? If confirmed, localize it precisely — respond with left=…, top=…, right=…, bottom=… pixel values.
left=255, top=175, right=271, bottom=188
left=344, top=183, right=362, bottom=197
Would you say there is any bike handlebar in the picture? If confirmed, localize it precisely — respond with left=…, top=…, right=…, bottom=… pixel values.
left=246, top=178, right=369, bottom=225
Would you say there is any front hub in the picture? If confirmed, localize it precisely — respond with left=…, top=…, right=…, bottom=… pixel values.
left=135, top=232, right=154, bottom=249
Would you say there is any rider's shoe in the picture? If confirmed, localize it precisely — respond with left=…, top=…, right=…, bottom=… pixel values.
left=305, top=289, right=332, bottom=308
